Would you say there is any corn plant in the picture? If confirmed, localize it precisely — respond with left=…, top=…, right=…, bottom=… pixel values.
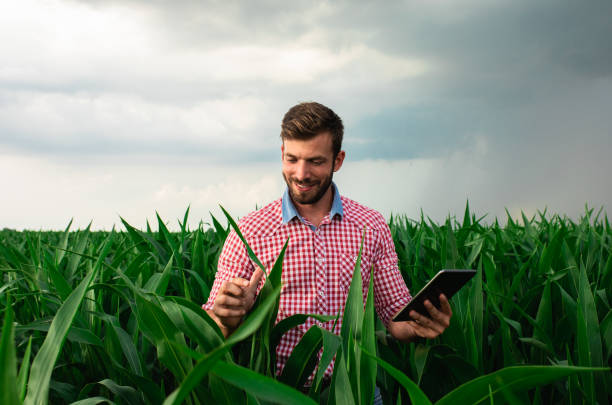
left=0, top=203, right=610, bottom=404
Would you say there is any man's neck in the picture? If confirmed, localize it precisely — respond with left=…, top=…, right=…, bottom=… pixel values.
left=293, top=186, right=334, bottom=228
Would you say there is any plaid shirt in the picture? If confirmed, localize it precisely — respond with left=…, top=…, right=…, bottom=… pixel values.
left=203, top=184, right=411, bottom=379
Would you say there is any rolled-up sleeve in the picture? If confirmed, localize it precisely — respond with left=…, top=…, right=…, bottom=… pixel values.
left=372, top=223, right=412, bottom=326
left=202, top=229, right=254, bottom=310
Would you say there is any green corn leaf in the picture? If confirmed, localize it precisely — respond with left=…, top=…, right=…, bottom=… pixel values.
left=338, top=228, right=366, bottom=401
left=180, top=205, right=190, bottom=235
left=464, top=301, right=479, bottom=369
left=191, top=228, right=205, bottom=274
left=210, top=212, right=229, bottom=243
left=166, top=296, right=223, bottom=337
left=414, top=344, right=431, bottom=386
left=576, top=262, right=604, bottom=404
left=600, top=253, right=612, bottom=293
left=359, top=270, right=377, bottom=405
left=469, top=259, right=484, bottom=371
left=538, top=228, right=563, bottom=275
left=226, top=285, right=282, bottom=346
left=24, top=231, right=114, bottom=405
left=97, top=315, right=143, bottom=376
left=435, top=365, right=609, bottom=405
left=263, top=237, right=288, bottom=291
left=418, top=345, right=480, bottom=393
left=279, top=325, right=323, bottom=388
left=164, top=285, right=282, bottom=405
left=518, top=338, right=554, bottom=356
left=331, top=349, right=356, bottom=405
left=66, top=223, right=91, bottom=283
left=123, top=251, right=150, bottom=280
left=532, top=279, right=554, bottom=358
left=134, top=293, right=192, bottom=381
left=1, top=298, right=19, bottom=405
left=270, top=313, right=335, bottom=353
left=556, top=282, right=577, bottom=332
left=96, top=379, right=141, bottom=405
left=159, top=336, right=228, bottom=404
left=209, top=373, right=243, bottom=405
left=54, top=218, right=73, bottom=268
left=462, top=200, right=471, bottom=228
left=156, top=212, right=183, bottom=268
left=245, top=392, right=260, bottom=405
left=601, top=309, right=612, bottom=361
left=161, top=299, right=224, bottom=352
left=69, top=397, right=115, bottom=405
left=46, top=261, right=72, bottom=301
left=17, top=321, right=103, bottom=347
left=220, top=205, right=265, bottom=271
left=211, top=361, right=317, bottom=405
left=24, top=232, right=41, bottom=269
left=253, top=237, right=289, bottom=373
left=312, top=328, right=341, bottom=392
left=220, top=205, right=288, bottom=376
left=17, top=336, right=33, bottom=401
left=142, top=253, right=174, bottom=296
left=464, top=237, right=484, bottom=269
left=362, top=347, right=432, bottom=405
left=120, top=217, right=168, bottom=263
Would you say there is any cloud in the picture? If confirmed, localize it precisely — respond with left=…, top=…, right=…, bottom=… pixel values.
left=1, top=0, right=611, bottom=229
left=0, top=0, right=432, bottom=162
left=4, top=133, right=608, bottom=231
left=0, top=151, right=284, bottom=230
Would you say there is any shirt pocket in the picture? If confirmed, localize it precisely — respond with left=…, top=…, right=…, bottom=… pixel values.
left=338, top=251, right=372, bottom=296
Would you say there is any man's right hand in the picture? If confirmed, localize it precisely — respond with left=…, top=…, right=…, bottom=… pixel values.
left=208, top=268, right=264, bottom=337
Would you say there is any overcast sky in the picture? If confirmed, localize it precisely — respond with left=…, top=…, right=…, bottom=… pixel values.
left=1, top=0, right=611, bottom=230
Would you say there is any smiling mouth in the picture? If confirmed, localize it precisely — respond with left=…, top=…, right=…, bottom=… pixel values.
left=294, top=182, right=315, bottom=192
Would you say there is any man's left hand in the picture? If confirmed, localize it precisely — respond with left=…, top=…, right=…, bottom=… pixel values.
left=387, top=294, right=452, bottom=342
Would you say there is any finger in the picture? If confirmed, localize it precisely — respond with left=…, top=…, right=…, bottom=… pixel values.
left=216, top=294, right=245, bottom=308
left=423, top=299, right=448, bottom=327
left=231, top=277, right=250, bottom=288
left=408, top=321, right=440, bottom=339
left=213, top=305, right=246, bottom=318
left=246, top=268, right=265, bottom=295
left=439, top=294, right=453, bottom=317
left=423, top=299, right=442, bottom=318
left=409, top=310, right=431, bottom=324
left=410, top=310, right=444, bottom=334
left=221, top=280, right=245, bottom=297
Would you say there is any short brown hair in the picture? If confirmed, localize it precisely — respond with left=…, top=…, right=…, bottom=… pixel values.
left=280, top=102, right=344, bottom=157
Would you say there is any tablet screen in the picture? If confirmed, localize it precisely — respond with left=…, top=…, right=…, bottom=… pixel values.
left=392, top=269, right=476, bottom=322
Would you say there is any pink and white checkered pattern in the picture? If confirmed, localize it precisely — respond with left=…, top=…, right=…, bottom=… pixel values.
left=203, top=195, right=411, bottom=380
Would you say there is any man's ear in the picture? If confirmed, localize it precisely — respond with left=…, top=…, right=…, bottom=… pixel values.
left=333, top=150, right=346, bottom=172
left=281, top=144, right=284, bottom=160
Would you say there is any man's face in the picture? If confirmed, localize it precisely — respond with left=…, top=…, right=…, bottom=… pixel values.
left=281, top=132, right=345, bottom=205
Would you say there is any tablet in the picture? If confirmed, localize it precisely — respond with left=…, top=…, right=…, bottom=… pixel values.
left=392, top=269, right=476, bottom=322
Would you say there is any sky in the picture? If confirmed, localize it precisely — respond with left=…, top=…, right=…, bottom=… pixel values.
left=1, top=0, right=611, bottom=230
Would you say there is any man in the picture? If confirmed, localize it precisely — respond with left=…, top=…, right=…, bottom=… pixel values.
left=203, top=101, right=452, bottom=384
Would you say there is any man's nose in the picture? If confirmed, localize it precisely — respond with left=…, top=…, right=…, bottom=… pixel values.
left=295, top=161, right=309, bottom=180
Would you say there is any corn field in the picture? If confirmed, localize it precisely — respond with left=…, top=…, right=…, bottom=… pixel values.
left=1, top=204, right=611, bottom=404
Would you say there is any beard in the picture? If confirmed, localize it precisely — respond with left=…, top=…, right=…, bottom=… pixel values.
left=283, top=166, right=334, bottom=205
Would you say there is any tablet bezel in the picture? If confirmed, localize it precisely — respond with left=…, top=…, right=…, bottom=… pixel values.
left=392, top=269, right=477, bottom=322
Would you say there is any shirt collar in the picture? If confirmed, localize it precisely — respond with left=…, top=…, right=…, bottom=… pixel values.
left=282, top=182, right=344, bottom=225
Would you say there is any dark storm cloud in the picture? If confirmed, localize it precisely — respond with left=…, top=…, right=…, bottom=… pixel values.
left=3, top=0, right=612, bottom=164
